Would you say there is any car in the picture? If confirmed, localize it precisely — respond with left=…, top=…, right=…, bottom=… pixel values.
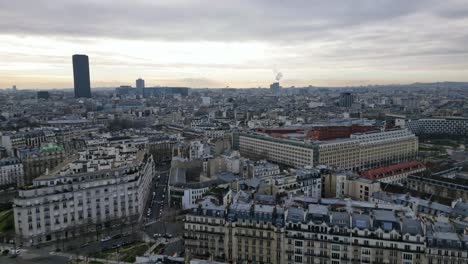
left=9, top=249, right=20, bottom=255
left=112, top=234, right=123, bottom=239
left=101, top=236, right=111, bottom=242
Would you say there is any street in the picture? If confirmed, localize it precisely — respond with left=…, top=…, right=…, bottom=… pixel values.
left=142, top=165, right=185, bottom=256
left=0, top=245, right=70, bottom=264
left=146, top=165, right=170, bottom=222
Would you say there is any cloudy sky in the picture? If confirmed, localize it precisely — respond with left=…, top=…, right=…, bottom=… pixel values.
left=1, top=0, right=468, bottom=89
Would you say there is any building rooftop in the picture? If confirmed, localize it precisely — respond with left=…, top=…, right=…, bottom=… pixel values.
left=373, top=210, right=398, bottom=222
left=308, top=204, right=329, bottom=216
left=254, top=204, right=274, bottom=214
left=401, top=217, right=423, bottom=235
left=331, top=212, right=350, bottom=227
left=352, top=213, right=371, bottom=230
left=286, top=207, right=305, bottom=223
left=361, top=160, right=425, bottom=180
left=452, top=201, right=468, bottom=217
left=0, top=157, right=21, bottom=166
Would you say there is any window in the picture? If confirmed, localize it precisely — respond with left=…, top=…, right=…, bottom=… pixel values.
left=403, top=253, right=412, bottom=260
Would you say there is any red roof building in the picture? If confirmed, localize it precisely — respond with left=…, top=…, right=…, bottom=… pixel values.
left=306, top=125, right=378, bottom=140
left=257, top=125, right=379, bottom=141
left=360, top=161, right=426, bottom=183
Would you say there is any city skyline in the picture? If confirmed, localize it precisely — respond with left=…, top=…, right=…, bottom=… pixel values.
left=1, top=2, right=468, bottom=263
left=1, top=0, right=468, bottom=89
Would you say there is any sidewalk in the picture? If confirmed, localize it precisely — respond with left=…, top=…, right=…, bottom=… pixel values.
left=53, top=251, right=133, bottom=264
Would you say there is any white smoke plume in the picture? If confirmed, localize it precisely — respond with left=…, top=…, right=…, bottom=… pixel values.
left=275, top=72, right=283, bottom=81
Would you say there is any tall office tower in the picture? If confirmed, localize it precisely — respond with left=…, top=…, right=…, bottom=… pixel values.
left=136, top=78, right=145, bottom=95
left=72, top=54, right=92, bottom=98
left=339, top=92, right=354, bottom=107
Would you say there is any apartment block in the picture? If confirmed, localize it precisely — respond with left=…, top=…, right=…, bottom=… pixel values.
left=317, top=129, right=418, bottom=171
left=407, top=117, right=468, bottom=137
left=407, top=173, right=468, bottom=202
left=360, top=161, right=425, bottom=184
left=184, top=196, right=468, bottom=264
left=238, top=133, right=314, bottom=168
left=237, top=129, right=418, bottom=171
left=19, top=144, right=67, bottom=186
left=13, top=145, right=154, bottom=246
left=0, top=157, right=24, bottom=188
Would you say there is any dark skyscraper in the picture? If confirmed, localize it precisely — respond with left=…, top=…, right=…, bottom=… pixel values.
left=72, top=54, right=91, bottom=98
left=136, top=78, right=145, bottom=95
left=339, top=92, right=354, bottom=107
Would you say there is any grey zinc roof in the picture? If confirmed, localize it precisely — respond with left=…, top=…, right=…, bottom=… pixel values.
left=287, top=207, right=305, bottom=223
left=371, top=192, right=394, bottom=202
left=452, top=201, right=468, bottom=217
left=352, top=213, right=371, bottom=230
left=308, top=204, right=329, bottom=216
left=331, top=212, right=350, bottom=227
left=231, top=201, right=252, bottom=212
left=401, top=217, right=423, bottom=235
left=432, top=232, right=460, bottom=242
left=403, top=196, right=453, bottom=213
left=373, top=210, right=397, bottom=222
left=462, top=234, right=468, bottom=243
left=255, top=194, right=276, bottom=205
left=216, top=172, right=239, bottom=182
left=199, top=198, right=225, bottom=211
left=254, top=204, right=274, bottom=214
left=356, top=177, right=375, bottom=184
left=433, top=222, right=454, bottom=233
left=243, top=177, right=260, bottom=188
left=275, top=205, right=285, bottom=215
left=451, top=219, right=468, bottom=233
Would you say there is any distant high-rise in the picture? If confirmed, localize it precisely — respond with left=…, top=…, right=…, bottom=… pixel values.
left=136, top=78, right=145, bottom=95
left=37, top=91, right=50, bottom=100
left=72, top=54, right=91, bottom=98
left=270, top=82, right=281, bottom=94
left=339, top=92, right=354, bottom=107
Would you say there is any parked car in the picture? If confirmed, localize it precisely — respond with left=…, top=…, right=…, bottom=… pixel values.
left=101, top=236, right=111, bottom=242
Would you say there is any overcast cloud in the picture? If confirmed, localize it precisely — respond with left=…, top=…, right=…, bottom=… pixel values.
left=1, top=0, right=468, bottom=88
